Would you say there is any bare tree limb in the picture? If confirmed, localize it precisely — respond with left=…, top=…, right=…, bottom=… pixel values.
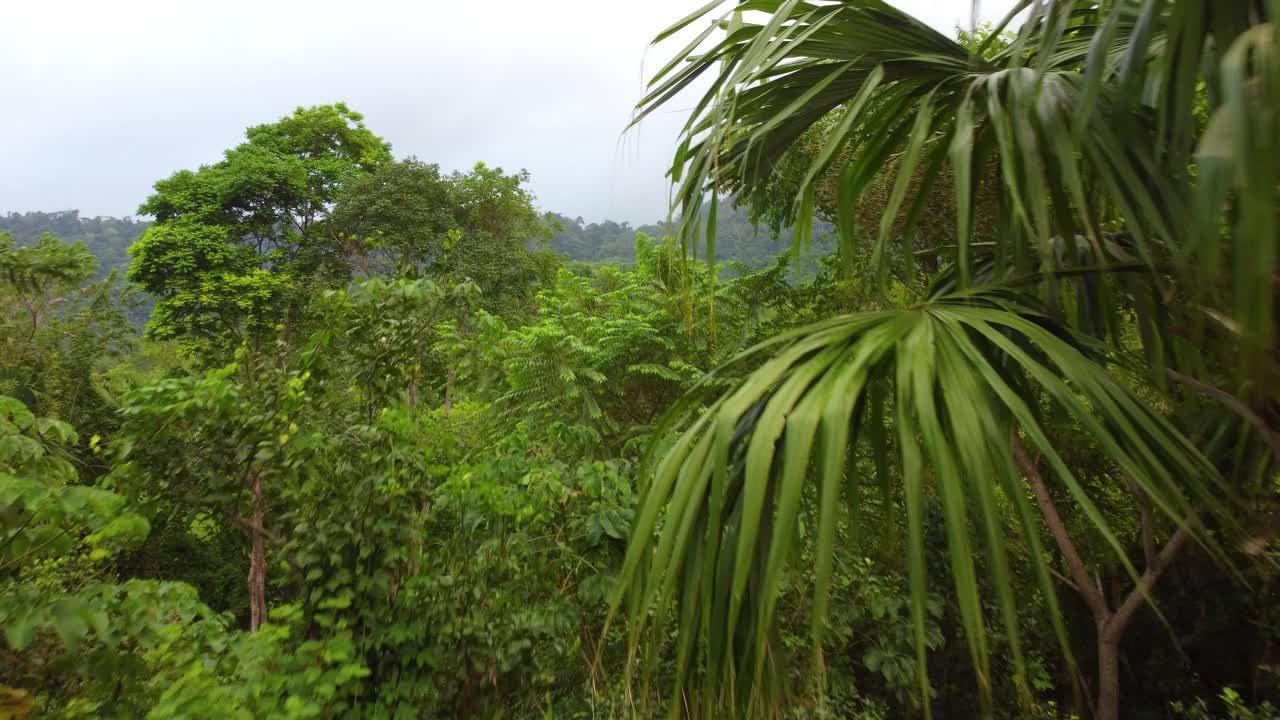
left=1014, top=432, right=1111, bottom=622
left=1167, top=369, right=1280, bottom=459
left=1129, top=480, right=1156, bottom=568
left=1048, top=566, right=1081, bottom=593
left=1105, top=515, right=1198, bottom=642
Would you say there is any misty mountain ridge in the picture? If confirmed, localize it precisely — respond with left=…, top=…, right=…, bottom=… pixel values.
left=2, top=205, right=834, bottom=284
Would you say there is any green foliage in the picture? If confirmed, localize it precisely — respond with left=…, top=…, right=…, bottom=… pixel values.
left=93, top=340, right=190, bottom=409
left=130, top=103, right=391, bottom=348
left=458, top=234, right=799, bottom=455
left=138, top=104, right=390, bottom=235
left=0, top=212, right=148, bottom=281
left=954, top=22, right=1015, bottom=60
left=143, top=603, right=370, bottom=720
left=0, top=234, right=136, bottom=471
left=620, top=2, right=1280, bottom=718
left=113, top=349, right=312, bottom=524
left=108, top=339, right=322, bottom=626
left=0, top=212, right=151, bottom=327
left=546, top=199, right=835, bottom=275
left=391, top=431, right=637, bottom=717
left=311, top=274, right=479, bottom=415
left=328, top=158, right=457, bottom=275
left=0, top=211, right=152, bottom=326
left=93, top=268, right=648, bottom=716
left=275, top=404, right=452, bottom=715
left=1, top=396, right=229, bottom=719
left=821, top=559, right=944, bottom=709
left=619, top=292, right=1218, bottom=714
left=331, top=160, right=559, bottom=318
left=1174, top=688, right=1280, bottom=720
left=0, top=395, right=147, bottom=570
left=7, top=6, right=1280, bottom=718
left=0, top=233, right=96, bottom=293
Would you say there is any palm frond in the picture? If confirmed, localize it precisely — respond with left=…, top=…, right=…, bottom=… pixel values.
left=638, top=0, right=1277, bottom=390
left=616, top=291, right=1222, bottom=717
left=617, top=1, right=1279, bottom=716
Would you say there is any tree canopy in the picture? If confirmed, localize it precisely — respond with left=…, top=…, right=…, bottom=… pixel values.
left=5, top=8, right=1280, bottom=720
left=129, top=103, right=392, bottom=346
left=330, top=159, right=558, bottom=317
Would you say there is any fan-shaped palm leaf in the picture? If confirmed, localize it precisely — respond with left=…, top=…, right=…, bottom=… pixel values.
left=636, top=0, right=1276, bottom=386
left=616, top=290, right=1222, bottom=716
left=617, top=0, right=1277, bottom=717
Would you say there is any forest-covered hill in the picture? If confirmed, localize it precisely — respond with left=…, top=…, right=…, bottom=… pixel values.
left=0, top=211, right=150, bottom=280
left=2, top=203, right=834, bottom=294
left=1, top=211, right=153, bottom=327
left=545, top=201, right=835, bottom=269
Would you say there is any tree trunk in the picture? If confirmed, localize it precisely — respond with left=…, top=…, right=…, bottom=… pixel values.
left=444, top=368, right=456, bottom=418
left=1096, top=634, right=1121, bottom=720
left=1013, top=433, right=1197, bottom=720
left=248, top=472, right=267, bottom=631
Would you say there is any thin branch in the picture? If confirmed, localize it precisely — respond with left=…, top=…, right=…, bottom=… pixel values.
left=23, top=299, right=39, bottom=343
left=1129, top=480, right=1156, bottom=568
left=230, top=513, right=280, bottom=544
left=0, top=510, right=39, bottom=557
left=1010, top=537, right=1081, bottom=592
left=1167, top=369, right=1280, bottom=459
left=1014, top=432, right=1110, bottom=622
left=1048, top=566, right=1081, bottom=593
left=0, top=527, right=70, bottom=572
left=1105, top=514, right=1199, bottom=642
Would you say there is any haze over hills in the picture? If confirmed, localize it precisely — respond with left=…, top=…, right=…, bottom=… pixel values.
left=4, top=3, right=1274, bottom=717
left=1, top=211, right=150, bottom=281
left=545, top=201, right=835, bottom=269
left=2, top=203, right=835, bottom=294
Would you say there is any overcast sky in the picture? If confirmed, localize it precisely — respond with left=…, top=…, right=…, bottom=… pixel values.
left=2, top=0, right=1015, bottom=225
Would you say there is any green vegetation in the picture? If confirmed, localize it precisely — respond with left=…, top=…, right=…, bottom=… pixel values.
left=0, top=212, right=149, bottom=281
left=3, top=3, right=1280, bottom=719
left=545, top=201, right=835, bottom=272
left=0, top=212, right=151, bottom=327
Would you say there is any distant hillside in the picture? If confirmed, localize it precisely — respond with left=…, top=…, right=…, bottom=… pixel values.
left=546, top=200, right=835, bottom=274
left=1, top=210, right=152, bottom=327
left=2, top=205, right=832, bottom=278
left=1, top=210, right=150, bottom=280
left=0, top=204, right=833, bottom=330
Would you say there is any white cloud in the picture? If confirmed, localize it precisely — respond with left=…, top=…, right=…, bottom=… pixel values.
left=1, top=0, right=1015, bottom=224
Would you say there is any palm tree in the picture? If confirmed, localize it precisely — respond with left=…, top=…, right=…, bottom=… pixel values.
left=614, top=2, right=1278, bottom=718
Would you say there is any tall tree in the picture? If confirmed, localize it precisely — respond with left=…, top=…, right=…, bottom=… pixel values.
left=328, top=158, right=457, bottom=276
left=115, top=348, right=313, bottom=632
left=617, top=3, right=1277, bottom=719
left=331, top=160, right=558, bottom=317
left=129, top=103, right=392, bottom=350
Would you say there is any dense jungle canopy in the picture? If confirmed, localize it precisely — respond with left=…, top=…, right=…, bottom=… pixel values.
left=3, top=2, right=1280, bottom=719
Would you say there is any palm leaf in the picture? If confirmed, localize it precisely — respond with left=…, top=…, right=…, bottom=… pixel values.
left=615, top=291, right=1222, bottom=717
left=636, top=0, right=1277, bottom=391
left=617, top=0, right=1279, bottom=716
